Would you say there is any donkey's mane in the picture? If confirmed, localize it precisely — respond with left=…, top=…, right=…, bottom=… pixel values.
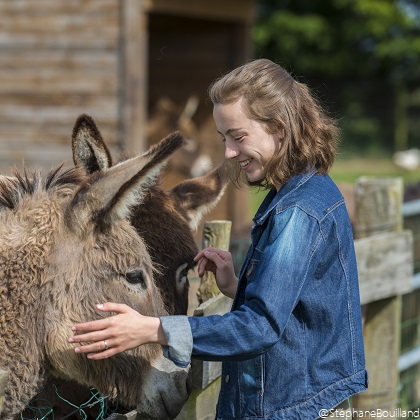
left=0, top=165, right=84, bottom=210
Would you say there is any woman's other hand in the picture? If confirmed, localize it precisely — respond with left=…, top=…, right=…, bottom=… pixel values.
left=194, top=247, right=238, bottom=299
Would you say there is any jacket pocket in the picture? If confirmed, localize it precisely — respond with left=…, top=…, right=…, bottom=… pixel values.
left=238, top=354, right=265, bottom=417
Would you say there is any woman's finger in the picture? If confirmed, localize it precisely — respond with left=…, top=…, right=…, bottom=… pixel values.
left=203, top=250, right=226, bottom=268
left=198, top=257, right=209, bottom=277
left=194, top=247, right=224, bottom=262
left=71, top=318, right=110, bottom=334
left=69, top=329, right=109, bottom=343
left=71, top=302, right=127, bottom=333
left=86, top=344, right=122, bottom=360
left=75, top=339, right=119, bottom=360
left=74, top=339, right=108, bottom=354
left=95, top=302, right=130, bottom=313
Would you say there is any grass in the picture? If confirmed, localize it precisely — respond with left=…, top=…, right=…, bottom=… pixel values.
left=330, top=157, right=420, bottom=186
left=248, top=156, right=420, bottom=217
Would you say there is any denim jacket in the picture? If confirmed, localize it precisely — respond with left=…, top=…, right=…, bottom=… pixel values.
left=161, top=170, right=368, bottom=420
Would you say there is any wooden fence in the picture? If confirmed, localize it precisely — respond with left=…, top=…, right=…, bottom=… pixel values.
left=0, top=177, right=415, bottom=418
left=398, top=196, right=420, bottom=408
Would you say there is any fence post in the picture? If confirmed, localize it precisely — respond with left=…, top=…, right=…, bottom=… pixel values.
left=0, top=369, right=7, bottom=414
left=175, top=221, right=233, bottom=420
left=352, top=177, right=404, bottom=412
left=196, top=220, right=232, bottom=304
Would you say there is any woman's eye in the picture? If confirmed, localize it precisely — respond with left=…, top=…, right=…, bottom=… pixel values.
left=125, top=269, right=147, bottom=289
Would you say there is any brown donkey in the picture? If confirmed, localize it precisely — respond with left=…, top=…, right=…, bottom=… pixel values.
left=0, top=134, right=191, bottom=419
left=24, top=114, right=228, bottom=418
left=72, top=114, right=228, bottom=316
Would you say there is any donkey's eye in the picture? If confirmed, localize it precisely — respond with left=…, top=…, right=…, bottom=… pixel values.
left=125, top=269, right=147, bottom=289
left=175, top=262, right=194, bottom=294
left=176, top=263, right=190, bottom=283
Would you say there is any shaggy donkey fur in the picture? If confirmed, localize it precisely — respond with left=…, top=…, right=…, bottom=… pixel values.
left=0, top=133, right=191, bottom=419
left=22, top=115, right=228, bottom=419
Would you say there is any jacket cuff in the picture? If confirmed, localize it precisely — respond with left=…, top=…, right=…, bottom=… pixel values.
left=160, top=315, right=192, bottom=368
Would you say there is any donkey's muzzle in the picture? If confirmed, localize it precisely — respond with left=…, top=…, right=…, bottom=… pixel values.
left=136, top=355, right=192, bottom=419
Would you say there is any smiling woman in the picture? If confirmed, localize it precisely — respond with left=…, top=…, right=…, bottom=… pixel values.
left=209, top=59, right=338, bottom=191
left=71, top=59, right=368, bottom=420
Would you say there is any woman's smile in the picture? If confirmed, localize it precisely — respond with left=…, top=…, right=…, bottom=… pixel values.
left=239, top=158, right=252, bottom=170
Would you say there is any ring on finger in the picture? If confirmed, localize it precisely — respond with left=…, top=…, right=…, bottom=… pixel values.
left=103, top=340, right=109, bottom=350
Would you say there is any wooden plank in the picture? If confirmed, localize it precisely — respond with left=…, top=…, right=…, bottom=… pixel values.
left=0, top=143, right=120, bottom=174
left=193, top=293, right=233, bottom=317
left=191, top=293, right=233, bottom=389
left=175, top=378, right=221, bottom=420
left=0, top=74, right=117, bottom=95
left=0, top=125, right=118, bottom=150
left=0, top=104, right=117, bottom=123
left=354, top=177, right=404, bottom=238
left=352, top=177, right=404, bottom=412
left=0, top=0, right=117, bottom=13
left=0, top=0, right=119, bottom=49
left=355, top=230, right=413, bottom=305
left=0, top=50, right=116, bottom=71
left=146, top=0, right=256, bottom=22
left=355, top=297, right=401, bottom=410
left=197, top=221, right=232, bottom=303
left=119, top=0, right=148, bottom=153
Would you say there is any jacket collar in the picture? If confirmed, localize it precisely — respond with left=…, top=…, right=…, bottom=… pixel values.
left=253, top=169, right=315, bottom=226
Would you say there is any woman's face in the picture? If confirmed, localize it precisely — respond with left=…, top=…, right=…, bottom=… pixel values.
left=213, top=97, right=282, bottom=185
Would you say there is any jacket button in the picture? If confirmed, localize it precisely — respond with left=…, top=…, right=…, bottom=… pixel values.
left=225, top=375, right=230, bottom=383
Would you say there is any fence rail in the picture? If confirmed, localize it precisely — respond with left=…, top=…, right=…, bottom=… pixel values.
left=399, top=197, right=420, bottom=410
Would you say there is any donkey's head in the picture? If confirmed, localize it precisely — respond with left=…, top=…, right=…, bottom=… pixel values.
left=0, top=133, right=190, bottom=419
left=72, top=114, right=228, bottom=315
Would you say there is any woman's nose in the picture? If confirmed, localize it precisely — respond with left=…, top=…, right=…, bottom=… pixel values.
left=224, top=140, right=239, bottom=160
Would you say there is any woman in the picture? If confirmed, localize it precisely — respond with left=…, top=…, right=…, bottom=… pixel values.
left=69, top=59, right=367, bottom=419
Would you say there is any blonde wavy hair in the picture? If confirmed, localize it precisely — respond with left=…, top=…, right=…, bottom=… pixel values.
left=208, top=59, right=339, bottom=189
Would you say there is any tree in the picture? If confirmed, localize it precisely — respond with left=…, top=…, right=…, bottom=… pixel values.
left=255, top=0, right=420, bottom=80
left=254, top=0, right=420, bottom=151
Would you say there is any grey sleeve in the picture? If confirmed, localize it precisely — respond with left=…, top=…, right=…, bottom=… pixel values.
left=160, top=315, right=193, bottom=368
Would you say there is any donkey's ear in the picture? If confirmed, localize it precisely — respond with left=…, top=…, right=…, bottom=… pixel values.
left=169, top=163, right=228, bottom=230
left=72, top=114, right=112, bottom=174
left=0, top=175, right=17, bottom=211
left=68, top=131, right=185, bottom=233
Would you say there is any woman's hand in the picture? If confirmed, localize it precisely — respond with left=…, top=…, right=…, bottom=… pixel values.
left=194, top=247, right=238, bottom=299
left=68, top=303, right=166, bottom=360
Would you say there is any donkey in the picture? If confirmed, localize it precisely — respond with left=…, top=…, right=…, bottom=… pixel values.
left=72, top=114, right=228, bottom=316
left=22, top=114, right=228, bottom=418
left=0, top=133, right=190, bottom=419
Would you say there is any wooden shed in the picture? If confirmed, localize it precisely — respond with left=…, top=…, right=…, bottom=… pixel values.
left=0, top=0, right=255, bottom=236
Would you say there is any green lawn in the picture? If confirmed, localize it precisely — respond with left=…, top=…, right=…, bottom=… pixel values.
left=248, top=157, right=420, bottom=217
left=330, top=157, right=420, bottom=185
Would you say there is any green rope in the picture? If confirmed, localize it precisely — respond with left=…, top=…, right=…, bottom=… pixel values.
left=20, top=397, right=54, bottom=420
left=21, top=384, right=118, bottom=420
